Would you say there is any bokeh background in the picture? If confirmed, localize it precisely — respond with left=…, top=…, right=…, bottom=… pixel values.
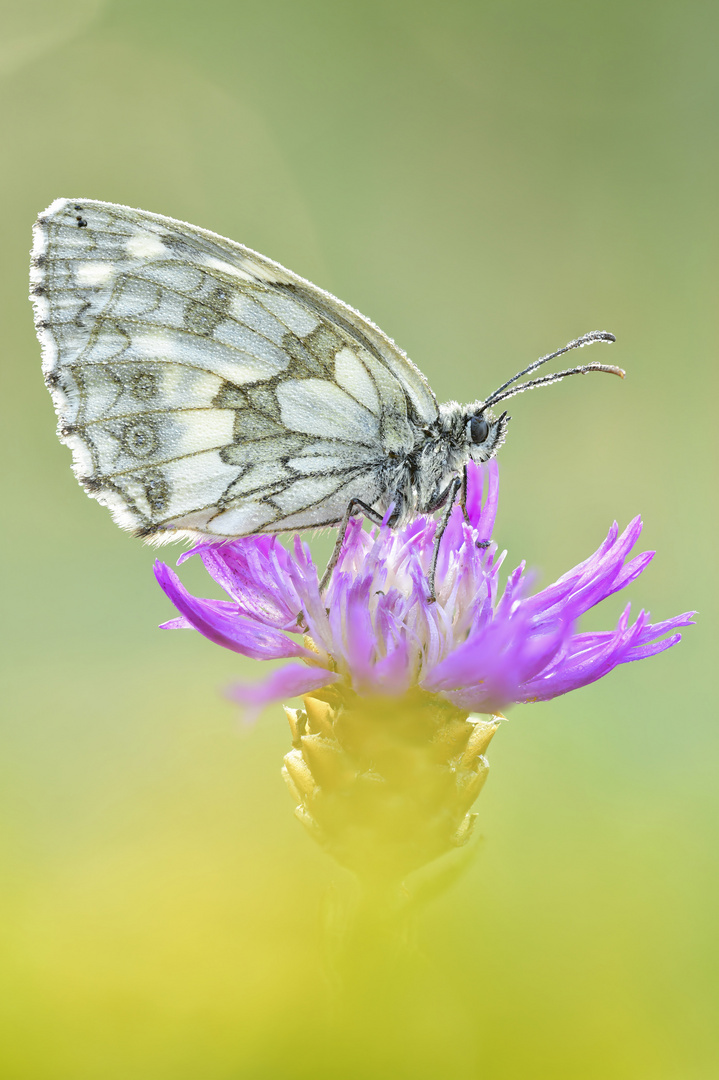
left=1, top=2, right=716, bottom=1077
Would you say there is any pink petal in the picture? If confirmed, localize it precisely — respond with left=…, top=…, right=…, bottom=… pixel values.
left=226, top=663, right=338, bottom=723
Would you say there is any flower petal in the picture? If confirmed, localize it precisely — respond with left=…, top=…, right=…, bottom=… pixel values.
left=518, top=606, right=693, bottom=700
left=154, top=561, right=310, bottom=660
left=226, top=663, right=338, bottom=723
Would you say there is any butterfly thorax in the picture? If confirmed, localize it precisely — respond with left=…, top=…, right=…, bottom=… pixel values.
left=379, top=404, right=465, bottom=523
left=382, top=401, right=507, bottom=523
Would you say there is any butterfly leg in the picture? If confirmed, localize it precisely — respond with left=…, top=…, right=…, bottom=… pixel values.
left=460, top=463, right=471, bottom=526
left=428, top=475, right=462, bottom=601
left=319, top=498, right=386, bottom=593
left=459, top=463, right=491, bottom=550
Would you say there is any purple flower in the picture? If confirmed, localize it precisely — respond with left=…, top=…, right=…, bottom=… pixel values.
left=154, top=461, right=693, bottom=720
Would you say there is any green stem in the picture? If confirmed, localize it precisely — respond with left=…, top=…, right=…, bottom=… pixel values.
left=323, top=872, right=414, bottom=991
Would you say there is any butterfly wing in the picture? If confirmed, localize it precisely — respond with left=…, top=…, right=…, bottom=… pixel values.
left=30, top=198, right=439, bottom=541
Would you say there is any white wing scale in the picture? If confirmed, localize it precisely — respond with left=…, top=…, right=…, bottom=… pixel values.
left=31, top=198, right=439, bottom=541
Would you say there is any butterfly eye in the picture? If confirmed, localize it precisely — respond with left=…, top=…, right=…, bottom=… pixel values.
left=469, top=416, right=489, bottom=444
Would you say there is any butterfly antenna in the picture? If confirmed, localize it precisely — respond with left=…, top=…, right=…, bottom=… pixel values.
left=482, top=331, right=621, bottom=409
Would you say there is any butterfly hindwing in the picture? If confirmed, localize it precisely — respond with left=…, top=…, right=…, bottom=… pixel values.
left=31, top=198, right=439, bottom=541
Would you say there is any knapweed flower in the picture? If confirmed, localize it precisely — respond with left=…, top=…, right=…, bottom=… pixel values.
left=154, top=462, right=693, bottom=878
left=155, top=460, right=691, bottom=717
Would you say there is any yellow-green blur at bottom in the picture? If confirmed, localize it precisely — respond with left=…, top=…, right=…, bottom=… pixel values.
left=1, top=0, right=717, bottom=1077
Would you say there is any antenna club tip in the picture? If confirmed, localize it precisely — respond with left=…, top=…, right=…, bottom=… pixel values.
left=588, top=363, right=625, bottom=378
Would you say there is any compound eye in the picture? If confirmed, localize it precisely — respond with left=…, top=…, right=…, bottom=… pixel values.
left=470, top=416, right=489, bottom=444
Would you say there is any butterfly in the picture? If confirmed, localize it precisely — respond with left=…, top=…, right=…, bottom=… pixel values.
left=30, top=198, right=623, bottom=593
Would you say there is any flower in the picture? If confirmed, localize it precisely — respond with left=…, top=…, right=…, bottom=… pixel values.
left=154, top=461, right=694, bottom=722
left=154, top=461, right=694, bottom=879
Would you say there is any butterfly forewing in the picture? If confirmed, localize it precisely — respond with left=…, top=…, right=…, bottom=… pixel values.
left=31, top=198, right=438, bottom=541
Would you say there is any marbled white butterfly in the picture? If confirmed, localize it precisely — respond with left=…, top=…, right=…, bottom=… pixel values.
left=30, top=199, right=623, bottom=590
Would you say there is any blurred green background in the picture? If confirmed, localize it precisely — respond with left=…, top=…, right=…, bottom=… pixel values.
left=0, top=1, right=716, bottom=1077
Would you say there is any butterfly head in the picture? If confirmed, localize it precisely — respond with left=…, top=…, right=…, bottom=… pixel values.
left=465, top=408, right=509, bottom=463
